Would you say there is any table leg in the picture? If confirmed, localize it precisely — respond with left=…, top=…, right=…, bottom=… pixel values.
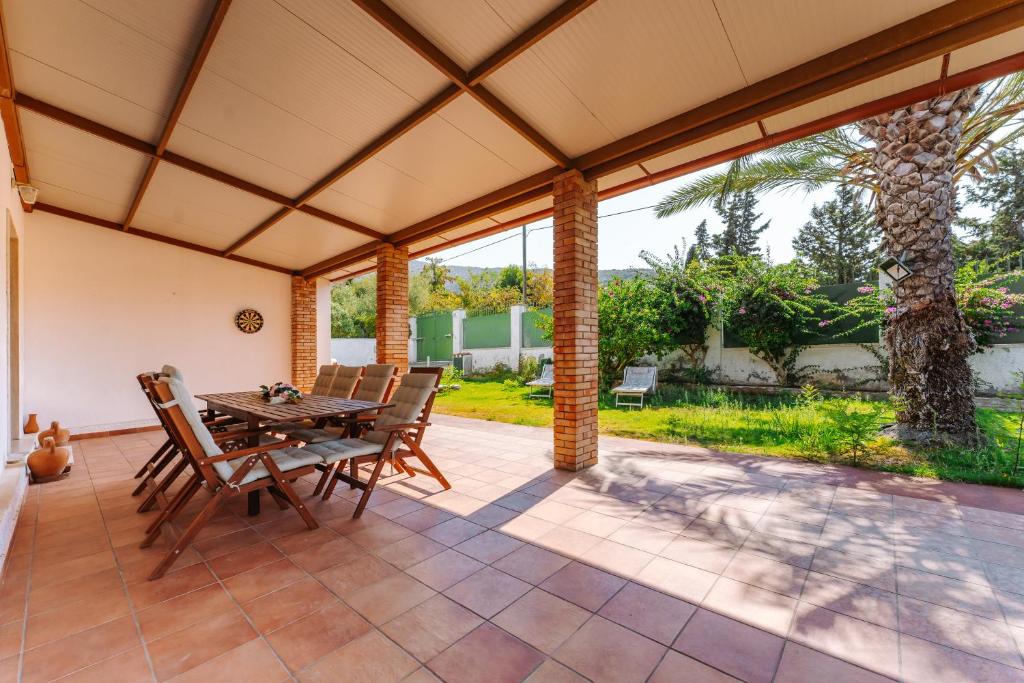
left=247, top=415, right=261, bottom=516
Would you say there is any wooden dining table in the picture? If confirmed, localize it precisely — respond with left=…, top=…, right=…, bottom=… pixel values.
left=196, top=391, right=390, bottom=514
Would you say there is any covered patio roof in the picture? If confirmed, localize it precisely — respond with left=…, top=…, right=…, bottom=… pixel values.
left=1, top=0, right=1023, bottom=280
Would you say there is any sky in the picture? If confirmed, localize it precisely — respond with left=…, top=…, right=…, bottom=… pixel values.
left=425, top=163, right=991, bottom=272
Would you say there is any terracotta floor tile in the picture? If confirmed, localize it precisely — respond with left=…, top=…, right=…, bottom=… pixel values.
left=375, top=533, right=447, bottom=570
left=494, top=544, right=571, bottom=585
left=21, top=614, right=139, bottom=683
left=580, top=539, right=655, bottom=579
left=346, top=519, right=416, bottom=550
left=800, top=571, right=898, bottom=630
left=268, top=526, right=338, bottom=554
left=896, top=595, right=1019, bottom=667
left=394, top=506, right=455, bottom=532
left=25, top=584, right=130, bottom=649
left=243, top=578, right=334, bottom=633
left=649, top=650, right=740, bottom=682
left=659, top=535, right=736, bottom=574
left=900, top=633, right=1024, bottom=683
left=222, top=557, right=307, bottom=604
left=702, top=577, right=797, bottom=636
left=498, top=514, right=558, bottom=542
left=464, top=504, right=520, bottom=529
left=607, top=521, right=677, bottom=554
left=635, top=557, right=718, bottom=604
left=673, top=609, right=784, bottom=683
left=722, top=551, right=808, bottom=598
left=146, top=609, right=257, bottom=680
left=137, top=582, right=239, bottom=641
left=30, top=548, right=116, bottom=589
left=208, top=541, right=285, bottom=579
left=563, top=510, right=628, bottom=538
left=0, top=619, right=21, bottom=660
left=774, top=642, right=894, bottom=683
left=297, top=630, right=419, bottom=682
left=59, top=646, right=153, bottom=683
left=524, top=659, right=588, bottom=682
left=124, top=565, right=215, bottom=610
left=445, top=566, right=531, bottom=619
left=29, top=566, right=122, bottom=615
left=347, top=573, right=436, bottom=624
left=427, top=622, right=545, bottom=683
left=493, top=588, right=590, bottom=654
left=740, top=531, right=817, bottom=569
left=381, top=594, right=483, bottom=661
left=811, top=547, right=895, bottom=592
left=167, top=638, right=289, bottom=683
left=540, top=561, right=626, bottom=612
left=598, top=582, right=696, bottom=645
left=789, top=602, right=900, bottom=678
left=316, top=554, right=399, bottom=598
left=896, top=566, right=1000, bottom=619
left=422, top=518, right=487, bottom=546
left=406, top=549, right=485, bottom=591
left=194, top=528, right=263, bottom=559
left=535, top=526, right=602, bottom=558
left=554, top=615, right=666, bottom=683
left=289, top=536, right=367, bottom=573
left=265, top=601, right=371, bottom=673
left=453, top=530, right=524, bottom=564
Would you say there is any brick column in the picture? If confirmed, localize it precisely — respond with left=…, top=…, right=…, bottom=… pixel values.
left=552, top=170, right=598, bottom=471
left=376, top=243, right=410, bottom=375
left=291, top=276, right=318, bottom=392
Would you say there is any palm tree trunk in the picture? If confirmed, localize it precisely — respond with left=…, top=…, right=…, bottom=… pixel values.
left=861, top=88, right=979, bottom=442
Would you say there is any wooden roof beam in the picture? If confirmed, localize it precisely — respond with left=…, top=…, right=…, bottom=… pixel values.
left=0, top=5, right=32, bottom=211
left=351, top=0, right=572, bottom=168
left=306, top=0, right=1024, bottom=279
left=122, top=0, right=232, bottom=230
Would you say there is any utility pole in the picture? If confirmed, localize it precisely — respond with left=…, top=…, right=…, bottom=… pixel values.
left=521, top=225, right=528, bottom=306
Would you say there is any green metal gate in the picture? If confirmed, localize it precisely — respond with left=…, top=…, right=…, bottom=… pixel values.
left=415, top=312, right=453, bottom=362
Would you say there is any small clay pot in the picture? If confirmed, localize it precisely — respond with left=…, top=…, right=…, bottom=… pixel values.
left=23, top=413, right=39, bottom=434
left=38, top=421, right=70, bottom=447
left=27, top=437, right=69, bottom=483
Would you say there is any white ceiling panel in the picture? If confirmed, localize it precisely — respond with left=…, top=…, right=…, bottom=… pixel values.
left=597, top=166, right=646, bottom=193
left=3, top=0, right=211, bottom=143
left=641, top=124, right=762, bottom=174
left=419, top=218, right=502, bottom=246
left=715, top=0, right=948, bottom=85
left=235, top=211, right=372, bottom=271
left=133, top=163, right=279, bottom=251
left=762, top=59, right=942, bottom=135
left=328, top=257, right=376, bottom=281
left=202, top=0, right=443, bottom=153
left=32, top=180, right=128, bottom=224
left=486, top=0, right=745, bottom=156
left=306, top=186, right=401, bottom=233
left=438, top=94, right=553, bottom=176
left=489, top=196, right=552, bottom=224
left=21, top=109, right=148, bottom=220
left=385, top=0, right=560, bottom=70
left=948, top=27, right=1024, bottom=76
left=173, top=70, right=352, bottom=193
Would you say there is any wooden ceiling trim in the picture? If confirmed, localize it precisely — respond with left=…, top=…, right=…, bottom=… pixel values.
left=35, top=202, right=293, bottom=275
left=351, top=0, right=571, bottom=167
left=122, top=0, right=233, bottom=230
left=0, top=5, right=32, bottom=210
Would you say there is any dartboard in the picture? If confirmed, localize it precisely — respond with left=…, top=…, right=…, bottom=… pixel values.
left=235, top=309, right=264, bottom=334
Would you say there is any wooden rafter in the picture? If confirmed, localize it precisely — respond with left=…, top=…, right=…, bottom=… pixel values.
left=122, top=0, right=232, bottom=230
left=305, top=0, right=1024, bottom=279
left=0, top=5, right=30, bottom=210
left=351, top=0, right=572, bottom=168
left=35, top=203, right=293, bottom=275
left=13, top=94, right=385, bottom=241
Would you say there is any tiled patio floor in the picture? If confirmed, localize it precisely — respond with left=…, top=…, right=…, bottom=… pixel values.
left=3, top=414, right=1024, bottom=682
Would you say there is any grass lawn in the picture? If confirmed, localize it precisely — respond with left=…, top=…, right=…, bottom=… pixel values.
left=434, top=379, right=1024, bottom=488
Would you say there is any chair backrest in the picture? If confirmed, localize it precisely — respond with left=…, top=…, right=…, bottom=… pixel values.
left=311, top=364, right=339, bottom=396
left=623, top=366, right=657, bottom=389
left=327, top=365, right=363, bottom=399
left=138, top=372, right=174, bottom=434
left=539, top=364, right=554, bottom=381
left=149, top=376, right=231, bottom=487
left=161, top=364, right=184, bottom=382
left=363, top=370, right=441, bottom=448
left=352, top=364, right=397, bottom=403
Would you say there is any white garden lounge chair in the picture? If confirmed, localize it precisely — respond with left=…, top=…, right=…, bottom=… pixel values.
left=611, top=366, right=658, bottom=409
left=526, top=363, right=554, bottom=398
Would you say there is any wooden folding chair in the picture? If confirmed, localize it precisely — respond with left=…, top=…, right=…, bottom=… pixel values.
left=142, top=376, right=322, bottom=580
left=306, top=368, right=451, bottom=517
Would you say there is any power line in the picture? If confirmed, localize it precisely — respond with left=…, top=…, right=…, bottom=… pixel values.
left=435, top=203, right=659, bottom=264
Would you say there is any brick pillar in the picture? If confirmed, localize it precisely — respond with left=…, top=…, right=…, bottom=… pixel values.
left=552, top=170, right=598, bottom=471
left=376, top=243, right=410, bottom=375
left=291, top=276, right=318, bottom=392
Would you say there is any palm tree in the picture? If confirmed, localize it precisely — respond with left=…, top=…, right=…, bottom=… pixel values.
left=656, top=73, right=1024, bottom=442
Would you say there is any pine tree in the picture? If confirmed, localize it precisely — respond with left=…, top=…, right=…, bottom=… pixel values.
left=957, top=145, right=1024, bottom=267
left=693, top=220, right=711, bottom=258
left=711, top=191, right=769, bottom=257
left=792, top=185, right=878, bottom=283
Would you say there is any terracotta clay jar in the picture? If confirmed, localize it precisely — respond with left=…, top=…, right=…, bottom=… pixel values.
left=23, top=413, right=39, bottom=434
left=27, top=437, right=69, bottom=482
left=38, top=421, right=70, bottom=447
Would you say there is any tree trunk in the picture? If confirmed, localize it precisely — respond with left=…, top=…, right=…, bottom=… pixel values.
left=860, top=88, right=979, bottom=443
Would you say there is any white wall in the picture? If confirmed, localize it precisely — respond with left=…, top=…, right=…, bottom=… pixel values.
left=331, top=338, right=377, bottom=365
left=23, top=211, right=292, bottom=433
left=0, top=128, right=26, bottom=454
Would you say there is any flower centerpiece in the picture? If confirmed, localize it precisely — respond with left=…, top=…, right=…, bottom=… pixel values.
left=259, top=382, right=302, bottom=404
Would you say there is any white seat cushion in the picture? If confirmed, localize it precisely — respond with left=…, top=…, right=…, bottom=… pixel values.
left=611, top=384, right=653, bottom=394
left=290, top=427, right=345, bottom=444
left=219, top=447, right=324, bottom=486
left=299, top=439, right=384, bottom=464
